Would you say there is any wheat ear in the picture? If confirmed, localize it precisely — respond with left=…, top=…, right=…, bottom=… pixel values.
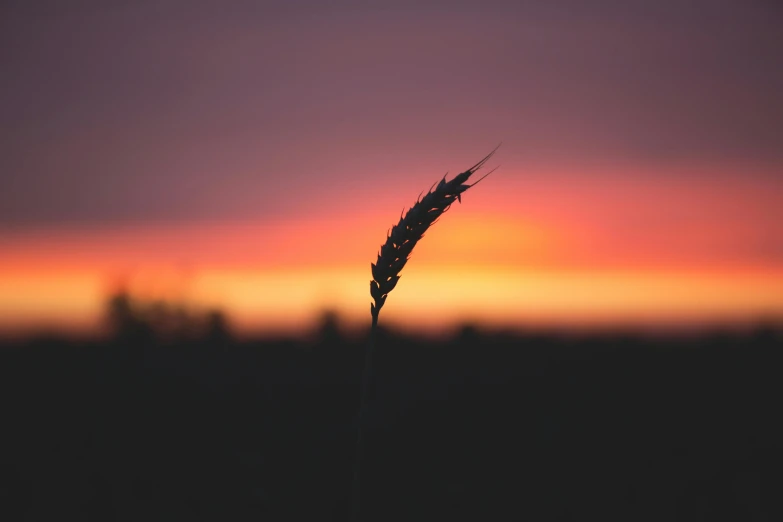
left=369, top=146, right=499, bottom=321
left=351, top=146, right=499, bottom=521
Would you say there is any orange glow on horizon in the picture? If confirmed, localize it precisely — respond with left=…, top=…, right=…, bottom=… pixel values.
left=1, top=165, right=782, bottom=336
left=1, top=264, right=782, bottom=337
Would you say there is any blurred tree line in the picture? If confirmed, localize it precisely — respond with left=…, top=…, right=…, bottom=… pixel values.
left=105, top=290, right=232, bottom=346
left=0, top=291, right=781, bottom=521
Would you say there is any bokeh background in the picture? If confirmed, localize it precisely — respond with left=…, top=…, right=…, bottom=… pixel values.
left=0, top=0, right=783, bottom=338
left=2, top=0, right=782, bottom=338
left=3, top=2, right=783, bottom=521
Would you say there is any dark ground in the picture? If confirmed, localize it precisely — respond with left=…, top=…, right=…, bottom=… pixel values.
left=1, top=301, right=781, bottom=521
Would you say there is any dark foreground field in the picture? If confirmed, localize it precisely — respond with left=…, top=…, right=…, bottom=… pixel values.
left=1, top=311, right=781, bottom=521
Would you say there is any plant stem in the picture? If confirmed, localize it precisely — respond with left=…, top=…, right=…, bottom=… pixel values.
left=351, top=312, right=378, bottom=521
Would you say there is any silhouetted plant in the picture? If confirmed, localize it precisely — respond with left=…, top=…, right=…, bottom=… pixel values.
left=352, top=146, right=500, bottom=520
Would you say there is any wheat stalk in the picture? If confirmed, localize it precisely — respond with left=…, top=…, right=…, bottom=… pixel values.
left=351, top=145, right=499, bottom=520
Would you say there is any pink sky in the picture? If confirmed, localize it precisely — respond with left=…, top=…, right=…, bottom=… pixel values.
left=1, top=1, right=781, bottom=335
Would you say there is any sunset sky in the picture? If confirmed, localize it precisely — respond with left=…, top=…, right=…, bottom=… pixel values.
left=1, top=0, right=782, bottom=336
